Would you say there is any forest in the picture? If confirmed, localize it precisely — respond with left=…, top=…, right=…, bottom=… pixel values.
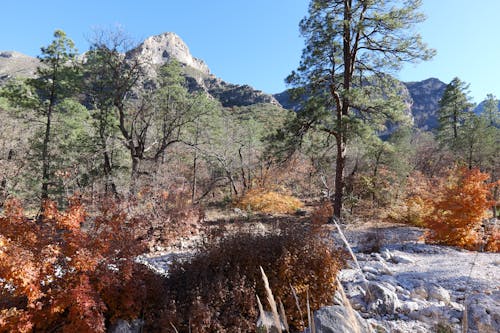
left=0, top=0, right=499, bottom=332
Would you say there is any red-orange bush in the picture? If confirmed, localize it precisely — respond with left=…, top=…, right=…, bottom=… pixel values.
left=424, top=167, right=497, bottom=250
left=485, top=226, right=500, bottom=252
left=0, top=198, right=158, bottom=332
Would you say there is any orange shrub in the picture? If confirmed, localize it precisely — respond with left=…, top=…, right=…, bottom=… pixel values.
left=0, top=198, right=158, bottom=332
left=235, top=187, right=304, bottom=214
left=424, top=167, right=497, bottom=250
left=485, top=226, right=500, bottom=252
left=128, top=187, right=203, bottom=249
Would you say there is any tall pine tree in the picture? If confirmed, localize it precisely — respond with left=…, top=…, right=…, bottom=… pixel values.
left=436, top=77, right=474, bottom=149
left=286, top=0, right=434, bottom=217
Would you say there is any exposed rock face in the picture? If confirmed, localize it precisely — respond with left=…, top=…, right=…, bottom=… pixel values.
left=0, top=51, right=39, bottom=84
left=126, top=32, right=280, bottom=107
left=403, top=78, right=447, bottom=130
left=275, top=77, right=449, bottom=130
left=127, top=32, right=210, bottom=75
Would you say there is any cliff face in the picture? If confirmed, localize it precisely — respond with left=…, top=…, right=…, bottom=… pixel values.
left=274, top=77, right=449, bottom=130
left=403, top=78, right=447, bottom=130
left=126, top=32, right=210, bottom=75
left=0, top=51, right=39, bottom=84
left=127, top=32, right=280, bottom=107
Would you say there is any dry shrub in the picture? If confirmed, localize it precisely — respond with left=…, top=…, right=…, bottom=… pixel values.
left=424, top=167, right=497, bottom=251
left=161, top=226, right=346, bottom=332
left=235, top=187, right=304, bottom=214
left=311, top=201, right=333, bottom=230
left=127, top=186, right=203, bottom=249
left=485, top=225, right=500, bottom=252
left=0, top=197, right=164, bottom=332
left=382, top=171, right=434, bottom=225
left=402, top=195, right=433, bottom=227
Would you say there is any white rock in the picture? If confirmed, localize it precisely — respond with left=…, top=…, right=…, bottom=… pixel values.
left=108, top=319, right=143, bottom=333
left=391, top=254, right=414, bottom=264
left=400, top=301, right=420, bottom=314
left=365, top=282, right=400, bottom=315
left=427, top=283, right=451, bottom=304
left=311, top=305, right=374, bottom=333
left=362, top=265, right=380, bottom=275
left=410, top=285, right=428, bottom=300
left=466, top=291, right=500, bottom=333
left=382, top=249, right=392, bottom=261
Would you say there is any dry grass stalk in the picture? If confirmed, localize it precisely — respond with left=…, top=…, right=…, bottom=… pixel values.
left=336, top=277, right=361, bottom=333
left=290, top=283, right=305, bottom=327
left=462, top=297, right=468, bottom=333
left=278, top=298, right=290, bottom=333
left=333, top=217, right=372, bottom=299
left=256, top=294, right=270, bottom=333
left=306, top=290, right=316, bottom=333
left=260, top=266, right=283, bottom=332
left=169, top=323, right=179, bottom=333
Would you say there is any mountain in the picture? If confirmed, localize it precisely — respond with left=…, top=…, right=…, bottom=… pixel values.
left=0, top=33, right=280, bottom=108
left=126, top=32, right=280, bottom=107
left=403, top=78, right=447, bottom=130
left=0, top=51, right=39, bottom=84
left=274, top=77, right=448, bottom=130
left=474, top=99, right=500, bottom=114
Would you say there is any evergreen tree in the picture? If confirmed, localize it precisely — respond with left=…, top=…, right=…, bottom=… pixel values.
left=286, top=0, right=434, bottom=217
left=483, top=93, right=499, bottom=126
left=436, top=77, right=474, bottom=148
left=1, top=31, right=80, bottom=205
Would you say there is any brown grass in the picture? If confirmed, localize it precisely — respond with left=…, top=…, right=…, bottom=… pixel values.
left=235, top=188, right=304, bottom=214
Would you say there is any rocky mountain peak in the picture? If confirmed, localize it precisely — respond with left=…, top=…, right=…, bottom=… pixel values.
left=128, top=32, right=210, bottom=75
left=0, top=50, right=39, bottom=83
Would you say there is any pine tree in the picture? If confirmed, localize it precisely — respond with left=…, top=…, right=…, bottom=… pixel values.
left=1, top=31, right=80, bottom=205
left=436, top=77, right=474, bottom=149
left=286, top=0, right=434, bottom=217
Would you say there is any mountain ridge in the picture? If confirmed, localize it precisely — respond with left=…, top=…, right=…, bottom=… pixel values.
left=1, top=32, right=493, bottom=127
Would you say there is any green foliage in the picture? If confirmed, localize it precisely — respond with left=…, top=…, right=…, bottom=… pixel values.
left=285, top=0, right=434, bottom=216
left=437, top=77, right=474, bottom=147
left=482, top=93, right=500, bottom=126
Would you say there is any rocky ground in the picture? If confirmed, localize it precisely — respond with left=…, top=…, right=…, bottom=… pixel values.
left=325, top=223, right=500, bottom=333
left=139, top=215, right=500, bottom=333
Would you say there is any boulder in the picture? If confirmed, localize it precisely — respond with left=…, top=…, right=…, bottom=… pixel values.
left=311, top=305, right=374, bottom=333
left=427, top=283, right=451, bottom=304
left=365, top=281, right=400, bottom=315
left=466, top=291, right=500, bottom=333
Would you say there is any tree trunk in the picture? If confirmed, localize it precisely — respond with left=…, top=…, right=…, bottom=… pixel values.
left=103, top=149, right=118, bottom=196
left=130, top=154, right=139, bottom=195
left=41, top=106, right=52, bottom=203
left=333, top=135, right=346, bottom=218
left=192, top=149, right=198, bottom=202
left=493, top=185, right=499, bottom=219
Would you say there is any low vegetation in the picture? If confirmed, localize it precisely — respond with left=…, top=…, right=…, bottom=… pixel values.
left=235, top=187, right=304, bottom=214
left=158, top=226, right=346, bottom=332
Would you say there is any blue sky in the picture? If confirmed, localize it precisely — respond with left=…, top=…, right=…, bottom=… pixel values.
left=1, top=0, right=498, bottom=103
